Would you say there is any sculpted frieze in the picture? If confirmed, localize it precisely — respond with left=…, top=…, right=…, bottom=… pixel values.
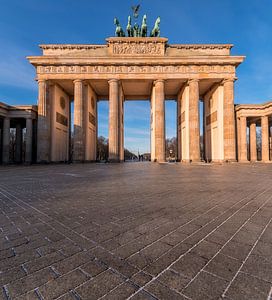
left=37, top=65, right=235, bottom=75
left=112, top=43, right=163, bottom=55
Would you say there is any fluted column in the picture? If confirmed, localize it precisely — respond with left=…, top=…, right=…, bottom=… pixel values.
left=15, top=123, right=22, bottom=163
left=2, top=117, right=10, bottom=164
left=25, top=118, right=33, bottom=164
left=189, top=79, right=200, bottom=162
left=240, top=116, right=248, bottom=162
left=108, top=79, right=120, bottom=162
left=73, top=80, right=85, bottom=161
left=154, top=80, right=165, bottom=163
left=261, top=116, right=269, bottom=162
left=37, top=80, right=51, bottom=162
left=249, top=122, right=257, bottom=162
left=223, top=79, right=236, bottom=162
left=119, top=88, right=124, bottom=162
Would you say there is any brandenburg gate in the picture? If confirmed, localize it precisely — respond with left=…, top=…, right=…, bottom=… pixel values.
left=27, top=36, right=245, bottom=163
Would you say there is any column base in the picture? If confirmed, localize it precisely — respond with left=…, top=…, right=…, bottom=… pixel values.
left=210, top=160, right=225, bottom=164
left=181, top=159, right=202, bottom=164
left=108, top=159, right=121, bottom=163
left=238, top=160, right=250, bottom=163
left=261, top=160, right=272, bottom=163
left=224, top=159, right=237, bottom=163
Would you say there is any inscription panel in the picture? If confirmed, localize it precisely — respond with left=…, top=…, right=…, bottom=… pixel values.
left=38, top=65, right=235, bottom=75
left=89, top=112, right=96, bottom=126
left=206, top=111, right=218, bottom=126
left=181, top=112, right=186, bottom=124
left=112, top=43, right=163, bottom=55
left=56, top=112, right=68, bottom=127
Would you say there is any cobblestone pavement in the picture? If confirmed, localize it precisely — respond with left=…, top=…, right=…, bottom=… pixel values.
left=0, top=163, right=272, bottom=300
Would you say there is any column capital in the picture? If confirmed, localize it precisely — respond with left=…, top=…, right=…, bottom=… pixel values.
left=154, top=79, right=165, bottom=85
left=108, top=79, right=119, bottom=84
left=73, top=79, right=83, bottom=84
left=222, top=77, right=237, bottom=84
left=188, top=78, right=199, bottom=84
left=38, top=79, right=46, bottom=84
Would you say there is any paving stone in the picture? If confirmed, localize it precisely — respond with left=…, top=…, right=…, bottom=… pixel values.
left=80, top=259, right=107, bottom=277
left=38, top=269, right=89, bottom=299
left=52, top=250, right=93, bottom=274
left=224, top=272, right=271, bottom=300
left=220, top=240, right=253, bottom=261
left=102, top=281, right=138, bottom=299
left=131, top=271, right=153, bottom=286
left=172, top=253, right=209, bottom=278
left=14, top=290, right=40, bottom=300
left=241, top=254, right=272, bottom=282
left=24, top=251, right=66, bottom=274
left=143, top=242, right=191, bottom=276
left=157, top=269, right=190, bottom=292
left=0, top=163, right=272, bottom=299
left=0, top=266, right=26, bottom=285
left=182, top=270, right=229, bottom=299
left=75, top=270, right=124, bottom=299
left=6, top=267, right=56, bottom=298
left=145, top=280, right=187, bottom=299
left=204, top=253, right=241, bottom=281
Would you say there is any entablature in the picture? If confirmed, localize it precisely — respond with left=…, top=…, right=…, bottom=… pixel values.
left=235, top=101, right=272, bottom=118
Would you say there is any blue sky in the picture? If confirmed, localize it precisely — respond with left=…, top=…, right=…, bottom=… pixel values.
left=0, top=0, right=272, bottom=153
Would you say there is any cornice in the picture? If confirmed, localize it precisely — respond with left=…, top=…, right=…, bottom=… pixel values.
left=235, top=101, right=272, bottom=111
left=39, top=43, right=234, bottom=51
left=39, top=44, right=106, bottom=50
left=27, top=56, right=245, bottom=66
left=168, top=44, right=233, bottom=50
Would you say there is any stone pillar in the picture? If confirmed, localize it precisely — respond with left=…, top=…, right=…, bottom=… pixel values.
left=15, top=123, right=22, bottom=163
left=249, top=122, right=257, bottom=162
left=154, top=80, right=165, bottom=163
left=240, top=116, right=248, bottom=162
left=223, top=79, right=236, bottom=162
left=37, top=80, right=51, bottom=162
left=2, top=117, right=10, bottom=164
left=189, top=79, right=200, bottom=162
left=73, top=80, right=85, bottom=161
left=261, top=116, right=269, bottom=162
left=236, top=117, right=241, bottom=162
left=108, top=79, right=120, bottom=162
left=119, top=87, right=124, bottom=162
left=25, top=118, right=33, bottom=164
left=177, top=96, right=181, bottom=161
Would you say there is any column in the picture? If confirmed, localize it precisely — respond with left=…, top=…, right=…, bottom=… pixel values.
left=2, top=117, right=10, bottom=164
left=108, top=79, right=119, bottom=162
left=73, top=80, right=85, bottom=161
left=119, top=88, right=124, bottom=162
left=154, top=80, right=165, bottom=163
left=177, top=96, right=181, bottom=161
left=37, top=80, right=50, bottom=162
left=236, top=117, right=241, bottom=162
left=270, top=124, right=272, bottom=160
left=249, top=121, right=257, bottom=162
left=261, top=116, right=269, bottom=162
left=240, top=116, right=248, bottom=162
left=189, top=79, right=200, bottom=162
left=15, top=123, right=22, bottom=163
left=25, top=118, right=33, bottom=164
left=223, top=79, right=236, bottom=161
